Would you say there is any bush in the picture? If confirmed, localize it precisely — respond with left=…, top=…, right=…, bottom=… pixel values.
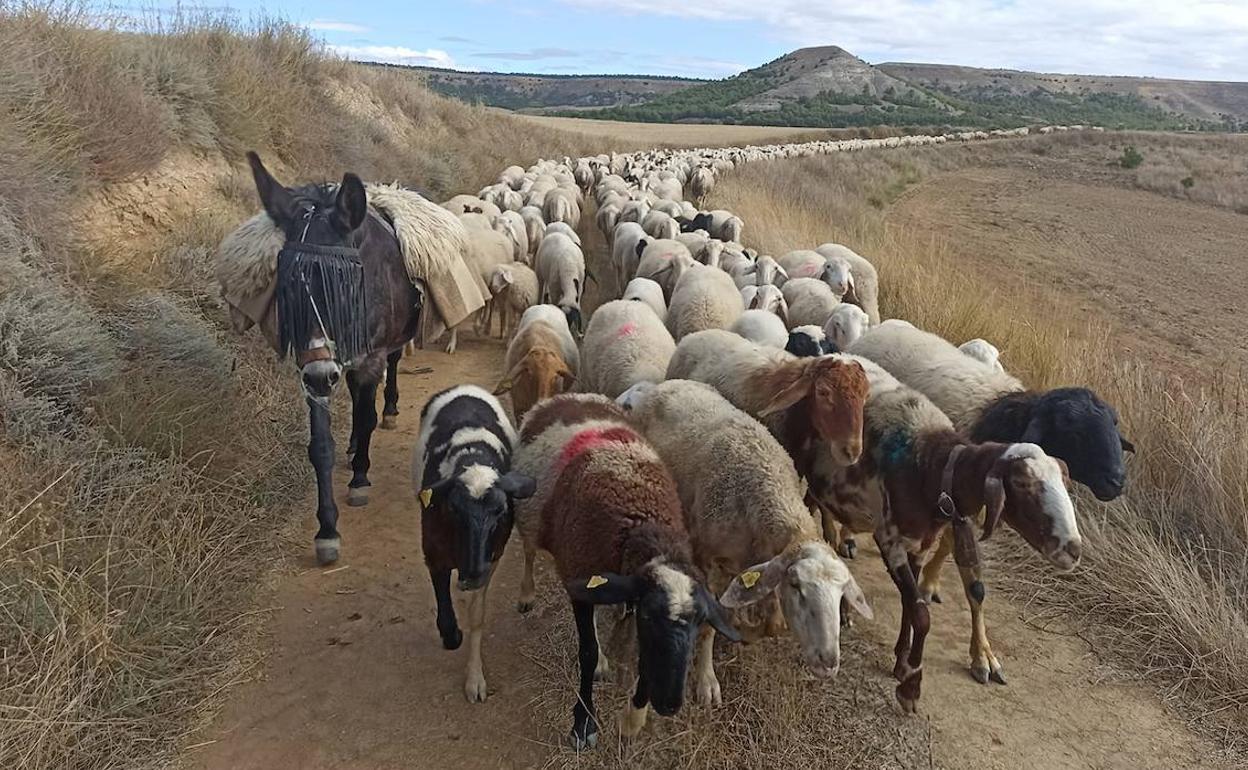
left=1119, top=144, right=1145, bottom=169
left=1181, top=175, right=1195, bottom=189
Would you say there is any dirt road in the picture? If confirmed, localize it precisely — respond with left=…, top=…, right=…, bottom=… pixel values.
left=181, top=326, right=1226, bottom=769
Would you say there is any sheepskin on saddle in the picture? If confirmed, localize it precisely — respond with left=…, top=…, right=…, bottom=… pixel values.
left=216, top=182, right=486, bottom=351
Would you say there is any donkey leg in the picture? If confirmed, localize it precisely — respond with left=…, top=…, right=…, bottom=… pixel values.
left=345, top=373, right=360, bottom=460
left=380, top=348, right=402, bottom=430
left=307, top=397, right=341, bottom=565
left=346, top=372, right=378, bottom=507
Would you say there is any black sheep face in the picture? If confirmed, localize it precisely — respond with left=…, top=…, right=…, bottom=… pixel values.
left=1023, top=388, right=1129, bottom=501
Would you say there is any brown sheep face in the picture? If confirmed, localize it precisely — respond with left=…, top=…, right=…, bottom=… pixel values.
left=812, top=358, right=869, bottom=466
left=990, top=445, right=1083, bottom=572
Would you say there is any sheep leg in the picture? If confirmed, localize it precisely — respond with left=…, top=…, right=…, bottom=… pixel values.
left=917, top=530, right=953, bottom=604
left=619, top=674, right=649, bottom=738
left=593, top=609, right=611, bottom=681
left=431, top=568, right=462, bottom=650
left=463, top=580, right=490, bottom=702
left=694, top=625, right=721, bottom=706
left=958, top=563, right=1005, bottom=685
left=876, top=529, right=928, bottom=713
left=445, top=326, right=459, bottom=355
left=569, top=600, right=600, bottom=750
left=380, top=348, right=401, bottom=430
left=517, top=540, right=537, bottom=613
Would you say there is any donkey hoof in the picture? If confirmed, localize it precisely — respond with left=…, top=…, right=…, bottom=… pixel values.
left=315, top=537, right=341, bottom=566
left=380, top=414, right=398, bottom=430
left=346, top=486, right=370, bottom=507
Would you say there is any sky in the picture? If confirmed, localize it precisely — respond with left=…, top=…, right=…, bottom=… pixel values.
left=110, top=1, right=1248, bottom=81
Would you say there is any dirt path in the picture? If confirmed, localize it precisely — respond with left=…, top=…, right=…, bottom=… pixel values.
left=887, top=166, right=1248, bottom=374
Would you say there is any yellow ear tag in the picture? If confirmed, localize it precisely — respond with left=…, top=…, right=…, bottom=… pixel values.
left=586, top=575, right=608, bottom=589
left=419, top=489, right=433, bottom=508
left=740, top=570, right=762, bottom=589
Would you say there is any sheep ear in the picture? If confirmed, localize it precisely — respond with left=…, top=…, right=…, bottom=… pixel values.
left=1120, top=436, right=1136, bottom=454
left=719, top=557, right=787, bottom=609
left=493, top=359, right=525, bottom=395
left=981, top=458, right=1009, bottom=541
left=565, top=574, right=641, bottom=605
left=842, top=575, right=873, bottom=620
left=558, top=366, right=577, bottom=390
left=758, top=370, right=814, bottom=417
left=695, top=584, right=742, bottom=643
left=749, top=294, right=762, bottom=310
left=497, top=472, right=535, bottom=500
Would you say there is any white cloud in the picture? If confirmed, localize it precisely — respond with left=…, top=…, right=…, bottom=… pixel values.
left=559, top=0, right=1248, bottom=81
left=330, top=45, right=460, bottom=69
left=306, top=19, right=370, bottom=33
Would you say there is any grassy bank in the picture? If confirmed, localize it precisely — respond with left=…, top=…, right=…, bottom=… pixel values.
left=710, top=144, right=1248, bottom=751
left=0, top=7, right=605, bottom=769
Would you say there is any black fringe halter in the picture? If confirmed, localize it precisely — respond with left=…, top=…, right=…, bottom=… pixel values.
left=275, top=241, right=370, bottom=365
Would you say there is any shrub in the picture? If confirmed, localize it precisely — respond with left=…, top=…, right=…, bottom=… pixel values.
left=1181, top=175, right=1195, bottom=189
left=1119, top=144, right=1144, bottom=169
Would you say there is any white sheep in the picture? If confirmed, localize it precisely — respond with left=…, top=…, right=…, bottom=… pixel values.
left=579, top=299, right=676, bottom=399
left=641, top=209, right=679, bottom=240
left=622, top=277, right=667, bottom=323
left=610, top=222, right=648, bottom=295
left=543, top=220, right=581, bottom=247
left=518, top=205, right=545, bottom=257
left=627, top=379, right=872, bottom=705
left=442, top=194, right=500, bottom=218
left=666, top=263, right=743, bottom=341
left=781, top=278, right=840, bottom=329
left=730, top=309, right=789, bottom=348
left=534, top=232, right=586, bottom=333
left=484, top=262, right=538, bottom=340
left=815, top=243, right=880, bottom=325
left=958, top=338, right=1005, bottom=372
left=595, top=202, right=621, bottom=245
left=777, top=250, right=850, bottom=297
left=824, top=303, right=870, bottom=350
left=636, top=239, right=696, bottom=303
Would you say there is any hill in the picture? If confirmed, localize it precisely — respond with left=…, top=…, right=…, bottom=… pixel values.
left=413, top=46, right=1241, bottom=131
left=879, top=62, right=1248, bottom=131
left=385, top=63, right=703, bottom=110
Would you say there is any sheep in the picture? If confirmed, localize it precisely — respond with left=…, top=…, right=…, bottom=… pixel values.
left=781, top=278, right=840, bottom=329
left=496, top=313, right=576, bottom=421
left=804, top=356, right=1081, bottom=708
left=635, top=239, right=695, bottom=303
left=650, top=199, right=684, bottom=220
left=544, top=220, right=582, bottom=247
left=493, top=211, right=528, bottom=263
left=443, top=195, right=501, bottom=218
left=753, top=255, right=787, bottom=287
left=622, top=277, right=667, bottom=323
left=619, top=199, right=650, bottom=225
left=665, top=263, right=743, bottom=341
left=511, top=304, right=579, bottom=376
left=542, top=188, right=580, bottom=229
left=686, top=209, right=742, bottom=242
left=824, top=303, right=870, bottom=350
left=785, top=325, right=835, bottom=357
left=596, top=202, right=621, bottom=244
left=742, top=283, right=787, bottom=319
left=848, top=322, right=1132, bottom=501
left=729, top=309, right=788, bottom=348
left=958, top=338, right=1004, bottom=372
left=690, top=166, right=715, bottom=201
left=519, top=205, right=545, bottom=256
left=580, top=299, right=676, bottom=399
left=641, top=209, right=680, bottom=240
left=626, top=380, right=872, bottom=705
left=610, top=222, right=648, bottom=295
left=482, top=263, right=538, bottom=340
left=513, top=394, right=738, bottom=748
left=412, top=385, right=535, bottom=702
left=816, top=243, right=881, bottom=324
left=777, top=250, right=851, bottom=297
left=666, top=329, right=868, bottom=474
left=534, top=232, right=586, bottom=333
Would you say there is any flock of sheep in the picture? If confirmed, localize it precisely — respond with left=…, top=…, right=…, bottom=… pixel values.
left=414, top=123, right=1130, bottom=750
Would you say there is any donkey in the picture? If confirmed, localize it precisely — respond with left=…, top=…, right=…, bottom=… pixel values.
left=248, top=152, right=420, bottom=564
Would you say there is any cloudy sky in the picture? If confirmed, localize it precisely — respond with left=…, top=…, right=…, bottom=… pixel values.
left=119, top=1, right=1248, bottom=81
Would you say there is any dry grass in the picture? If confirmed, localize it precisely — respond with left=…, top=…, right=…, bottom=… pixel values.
left=0, top=7, right=611, bottom=770
left=712, top=145, right=1248, bottom=751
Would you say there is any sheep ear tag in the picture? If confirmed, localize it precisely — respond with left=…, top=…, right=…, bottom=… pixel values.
left=419, top=489, right=433, bottom=508
left=586, top=575, right=608, bottom=589
left=740, top=570, right=762, bottom=589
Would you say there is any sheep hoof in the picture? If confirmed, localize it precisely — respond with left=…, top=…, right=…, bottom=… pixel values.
left=314, top=537, right=341, bottom=566
left=969, top=664, right=990, bottom=684
left=929, top=592, right=943, bottom=604
left=839, top=538, right=857, bottom=559
left=896, top=690, right=918, bottom=715
left=989, top=667, right=1007, bottom=685
left=464, top=671, right=488, bottom=703
left=594, top=658, right=611, bottom=683
left=380, top=414, right=398, bottom=430
left=441, top=627, right=463, bottom=650
left=516, top=598, right=535, bottom=614
left=568, top=724, right=598, bottom=751
left=346, top=486, right=369, bottom=507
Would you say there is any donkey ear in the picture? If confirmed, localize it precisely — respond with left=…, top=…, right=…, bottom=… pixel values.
left=247, top=151, right=297, bottom=226
left=335, top=173, right=368, bottom=231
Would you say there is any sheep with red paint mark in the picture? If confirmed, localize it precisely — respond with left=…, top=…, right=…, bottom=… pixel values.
left=580, top=299, right=676, bottom=399
left=513, top=394, right=738, bottom=749
left=412, top=385, right=535, bottom=703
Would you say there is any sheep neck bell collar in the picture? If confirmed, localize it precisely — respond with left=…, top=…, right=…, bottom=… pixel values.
left=938, top=444, right=983, bottom=570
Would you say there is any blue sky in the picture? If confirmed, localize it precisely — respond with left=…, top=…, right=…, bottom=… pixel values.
left=110, top=1, right=1248, bottom=81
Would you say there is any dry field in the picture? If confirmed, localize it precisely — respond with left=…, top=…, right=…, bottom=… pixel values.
left=508, top=112, right=839, bottom=148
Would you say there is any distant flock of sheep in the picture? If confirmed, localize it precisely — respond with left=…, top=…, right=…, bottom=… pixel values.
left=416, top=123, right=1129, bottom=750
